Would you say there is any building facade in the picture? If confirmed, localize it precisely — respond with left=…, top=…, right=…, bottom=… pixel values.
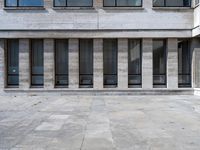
left=0, top=0, right=200, bottom=95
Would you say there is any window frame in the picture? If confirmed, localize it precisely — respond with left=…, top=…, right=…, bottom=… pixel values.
left=5, top=0, right=44, bottom=7
left=103, top=39, right=118, bottom=88
left=103, top=0, right=143, bottom=7
left=54, top=39, right=69, bottom=87
left=178, top=39, right=191, bottom=88
left=6, top=39, right=19, bottom=87
left=153, top=39, right=167, bottom=87
left=128, top=39, right=142, bottom=87
left=79, top=39, right=94, bottom=88
left=30, top=39, right=44, bottom=87
left=53, top=0, right=93, bottom=7
left=153, top=0, right=191, bottom=7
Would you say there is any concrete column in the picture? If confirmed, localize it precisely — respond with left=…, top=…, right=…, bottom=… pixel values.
left=0, top=39, right=5, bottom=89
left=167, top=38, right=178, bottom=89
left=44, top=39, right=54, bottom=89
left=118, top=39, right=128, bottom=89
left=94, top=39, right=103, bottom=89
left=192, top=39, right=200, bottom=88
left=142, top=39, right=153, bottom=89
left=68, top=39, right=79, bottom=89
left=19, top=39, right=30, bottom=89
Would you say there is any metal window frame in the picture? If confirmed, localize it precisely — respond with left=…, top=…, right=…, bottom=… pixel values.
left=5, top=0, right=44, bottom=7
left=54, top=0, right=93, bottom=7
left=54, top=39, right=69, bottom=87
left=128, top=39, right=142, bottom=86
left=79, top=39, right=94, bottom=88
left=153, top=39, right=167, bottom=86
left=178, top=39, right=192, bottom=88
left=103, top=0, right=143, bottom=7
left=153, top=0, right=191, bottom=7
left=6, top=39, right=19, bottom=87
left=30, top=39, right=44, bottom=87
left=103, top=39, right=118, bottom=87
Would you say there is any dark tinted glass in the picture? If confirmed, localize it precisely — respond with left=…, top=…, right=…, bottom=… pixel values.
left=79, top=39, right=93, bottom=87
left=19, top=0, right=43, bottom=6
left=103, top=39, right=118, bottom=87
left=67, top=0, right=92, bottom=6
left=55, top=40, right=68, bottom=86
left=31, top=39, right=44, bottom=86
left=7, top=39, right=19, bottom=86
left=5, top=0, right=17, bottom=6
left=178, top=40, right=191, bottom=87
left=128, top=39, right=142, bottom=86
left=104, top=0, right=142, bottom=6
left=54, top=0, right=66, bottom=6
left=153, top=0, right=191, bottom=7
left=153, top=39, right=166, bottom=86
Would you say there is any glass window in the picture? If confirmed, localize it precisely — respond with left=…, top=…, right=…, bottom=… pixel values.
left=153, top=0, right=191, bottom=7
left=5, top=0, right=17, bottom=6
left=128, top=39, right=142, bottom=87
left=104, top=0, right=142, bottom=7
left=7, top=39, right=19, bottom=86
left=178, top=39, right=191, bottom=87
left=31, top=39, right=44, bottom=87
left=54, top=0, right=92, bottom=7
left=153, top=39, right=167, bottom=87
left=79, top=39, right=93, bottom=88
left=5, top=0, right=44, bottom=7
left=55, top=40, right=68, bottom=87
left=103, top=39, right=118, bottom=87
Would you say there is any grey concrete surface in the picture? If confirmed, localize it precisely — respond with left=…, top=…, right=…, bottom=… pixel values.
left=0, top=95, right=200, bottom=150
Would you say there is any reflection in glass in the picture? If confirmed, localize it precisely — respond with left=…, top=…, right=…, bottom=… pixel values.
left=128, top=39, right=142, bottom=87
left=103, top=39, right=118, bottom=87
left=31, top=39, right=44, bottom=86
left=55, top=40, right=68, bottom=87
left=104, top=0, right=142, bottom=6
left=153, top=39, right=167, bottom=87
left=79, top=39, right=93, bottom=88
left=153, top=0, right=191, bottom=7
left=178, top=39, right=191, bottom=87
left=7, top=39, right=19, bottom=86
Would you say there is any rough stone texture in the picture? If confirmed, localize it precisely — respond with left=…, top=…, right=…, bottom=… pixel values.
left=68, top=39, right=79, bottom=89
left=193, top=3, right=200, bottom=37
left=0, top=95, right=200, bottom=150
left=44, top=39, right=54, bottom=89
left=118, top=39, right=128, bottom=89
left=192, top=39, right=200, bottom=88
left=94, top=39, right=103, bottom=89
left=167, top=38, right=178, bottom=89
left=0, top=39, right=4, bottom=89
left=19, top=39, right=29, bottom=89
left=142, top=39, right=153, bottom=89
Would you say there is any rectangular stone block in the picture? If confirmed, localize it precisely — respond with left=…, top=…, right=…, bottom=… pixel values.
left=68, top=39, right=79, bottom=89
left=44, top=39, right=54, bottom=89
left=94, top=39, right=103, bottom=89
left=118, top=38, right=128, bottom=89
left=0, top=39, right=5, bottom=89
left=167, top=38, right=178, bottom=89
left=142, top=39, right=153, bottom=89
left=19, top=39, right=30, bottom=89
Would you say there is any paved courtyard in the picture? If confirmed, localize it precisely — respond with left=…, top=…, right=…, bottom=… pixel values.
left=0, top=95, right=200, bottom=150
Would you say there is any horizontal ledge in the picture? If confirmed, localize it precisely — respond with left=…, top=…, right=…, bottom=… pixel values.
left=3, top=7, right=45, bottom=10
left=52, top=7, right=95, bottom=10
left=102, top=7, right=144, bottom=10
left=152, top=7, right=193, bottom=10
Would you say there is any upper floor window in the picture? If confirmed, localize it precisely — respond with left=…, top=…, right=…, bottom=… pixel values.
left=104, top=0, right=142, bottom=7
left=5, top=0, right=44, bottom=7
left=54, top=0, right=93, bottom=7
left=153, top=0, right=191, bottom=7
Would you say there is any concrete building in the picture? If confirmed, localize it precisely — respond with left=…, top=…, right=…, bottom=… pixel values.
left=0, top=0, right=200, bottom=95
